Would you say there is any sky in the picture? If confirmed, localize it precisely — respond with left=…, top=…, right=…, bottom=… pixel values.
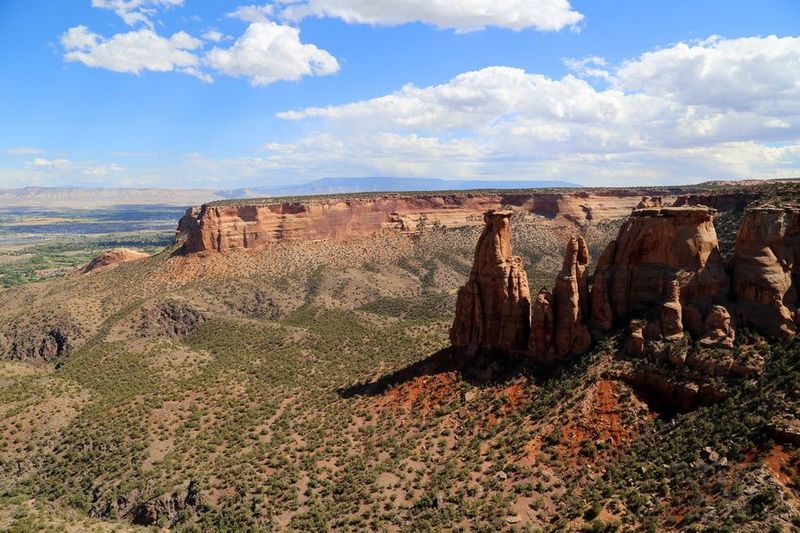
left=0, top=0, right=798, bottom=189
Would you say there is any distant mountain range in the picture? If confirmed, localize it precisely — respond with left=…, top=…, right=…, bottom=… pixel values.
left=217, top=177, right=582, bottom=199
left=1, top=178, right=583, bottom=208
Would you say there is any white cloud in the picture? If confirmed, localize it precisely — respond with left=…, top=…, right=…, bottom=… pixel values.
left=5, top=147, right=44, bottom=155
left=270, top=0, right=583, bottom=32
left=25, top=158, right=72, bottom=170
left=563, top=56, right=611, bottom=81
left=91, top=0, right=185, bottom=27
left=202, top=29, right=231, bottom=42
left=205, top=21, right=339, bottom=86
left=269, top=36, right=800, bottom=184
left=616, top=35, right=800, bottom=112
left=23, top=158, right=127, bottom=178
left=61, top=26, right=212, bottom=82
left=228, top=4, right=275, bottom=23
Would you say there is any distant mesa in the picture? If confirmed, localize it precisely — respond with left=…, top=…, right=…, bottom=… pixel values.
left=175, top=191, right=646, bottom=254
left=81, top=248, right=150, bottom=274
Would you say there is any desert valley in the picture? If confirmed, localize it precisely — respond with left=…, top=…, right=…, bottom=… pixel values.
left=0, top=181, right=798, bottom=531
left=2, top=1, right=799, bottom=531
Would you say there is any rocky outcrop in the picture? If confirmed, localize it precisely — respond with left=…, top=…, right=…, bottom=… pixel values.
left=731, top=207, right=800, bottom=338
left=138, top=300, right=207, bottom=338
left=450, top=210, right=531, bottom=355
left=699, top=305, right=735, bottom=349
left=659, top=280, right=684, bottom=342
left=590, top=206, right=728, bottom=334
left=672, top=192, right=756, bottom=212
left=6, top=323, right=76, bottom=361
left=177, top=193, right=645, bottom=253
left=636, top=196, right=662, bottom=209
left=81, top=248, right=150, bottom=274
left=551, top=236, right=592, bottom=358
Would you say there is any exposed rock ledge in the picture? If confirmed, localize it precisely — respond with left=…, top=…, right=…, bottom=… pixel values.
left=176, top=192, right=645, bottom=253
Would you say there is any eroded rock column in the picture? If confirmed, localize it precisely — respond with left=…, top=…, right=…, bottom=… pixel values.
left=450, top=210, right=532, bottom=355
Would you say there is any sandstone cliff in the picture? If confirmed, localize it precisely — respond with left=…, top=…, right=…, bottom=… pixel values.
left=589, top=206, right=728, bottom=334
left=450, top=210, right=531, bottom=355
left=177, top=192, right=645, bottom=253
left=732, top=207, right=800, bottom=337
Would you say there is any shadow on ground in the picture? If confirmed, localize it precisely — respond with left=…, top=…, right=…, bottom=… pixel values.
left=338, top=347, right=563, bottom=399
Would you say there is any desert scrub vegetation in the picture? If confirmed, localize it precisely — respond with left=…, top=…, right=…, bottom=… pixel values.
left=0, top=202, right=798, bottom=530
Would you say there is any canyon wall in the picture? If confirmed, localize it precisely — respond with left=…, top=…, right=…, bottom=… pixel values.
left=176, top=192, right=646, bottom=253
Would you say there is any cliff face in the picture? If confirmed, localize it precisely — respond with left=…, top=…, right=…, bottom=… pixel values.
left=589, top=206, right=728, bottom=333
left=450, top=210, right=531, bottom=355
left=177, top=193, right=644, bottom=253
left=732, top=207, right=800, bottom=337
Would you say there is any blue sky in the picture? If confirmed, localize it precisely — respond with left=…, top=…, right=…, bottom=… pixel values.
left=0, top=0, right=798, bottom=188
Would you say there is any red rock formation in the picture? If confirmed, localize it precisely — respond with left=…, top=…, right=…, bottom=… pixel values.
left=590, top=206, right=728, bottom=333
left=530, top=289, right=554, bottom=362
left=636, top=196, right=663, bottom=209
left=732, top=207, right=800, bottom=338
left=81, top=248, right=150, bottom=274
left=552, top=236, right=592, bottom=358
left=177, top=193, right=645, bottom=253
left=450, top=210, right=531, bottom=355
left=699, top=305, right=735, bottom=349
left=659, top=280, right=684, bottom=342
left=625, top=320, right=646, bottom=356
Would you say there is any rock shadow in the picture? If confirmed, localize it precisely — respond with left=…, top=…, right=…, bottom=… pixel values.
left=338, top=347, right=560, bottom=399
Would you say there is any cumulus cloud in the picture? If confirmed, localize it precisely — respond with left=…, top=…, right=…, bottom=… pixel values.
left=206, top=21, right=339, bottom=86
left=91, top=0, right=184, bottom=27
left=270, top=36, right=800, bottom=184
left=616, top=35, right=800, bottom=113
left=62, top=26, right=211, bottom=82
left=265, top=0, right=583, bottom=31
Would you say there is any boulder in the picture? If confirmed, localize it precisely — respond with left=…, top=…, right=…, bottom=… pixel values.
left=139, top=300, right=207, bottom=338
left=450, top=210, right=531, bottom=355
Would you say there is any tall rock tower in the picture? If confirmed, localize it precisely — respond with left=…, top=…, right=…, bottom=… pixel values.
left=450, top=210, right=532, bottom=355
